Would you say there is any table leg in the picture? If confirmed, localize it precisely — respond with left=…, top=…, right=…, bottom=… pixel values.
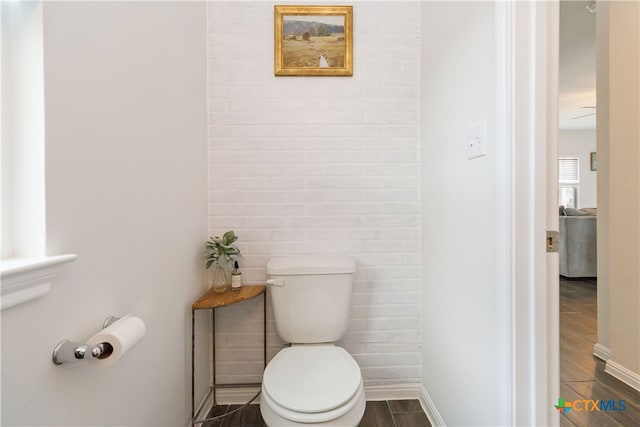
left=263, top=292, right=267, bottom=369
left=191, top=309, right=195, bottom=422
left=212, top=308, right=216, bottom=406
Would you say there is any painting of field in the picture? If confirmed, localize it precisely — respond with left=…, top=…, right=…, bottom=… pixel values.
left=282, top=15, right=345, bottom=68
left=282, top=35, right=345, bottom=68
left=275, top=6, right=352, bottom=76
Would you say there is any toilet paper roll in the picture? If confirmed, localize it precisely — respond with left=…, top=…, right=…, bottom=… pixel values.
left=86, top=314, right=145, bottom=366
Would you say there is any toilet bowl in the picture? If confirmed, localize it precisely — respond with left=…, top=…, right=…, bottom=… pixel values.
left=260, top=345, right=365, bottom=426
left=260, top=256, right=365, bottom=426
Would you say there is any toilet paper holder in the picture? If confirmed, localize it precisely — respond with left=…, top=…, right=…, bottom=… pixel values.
left=52, top=315, right=120, bottom=365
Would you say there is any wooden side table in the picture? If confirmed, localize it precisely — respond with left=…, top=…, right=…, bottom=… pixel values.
left=191, top=285, right=267, bottom=424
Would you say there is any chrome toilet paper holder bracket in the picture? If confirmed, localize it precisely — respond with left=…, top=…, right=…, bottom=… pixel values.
left=52, top=316, right=119, bottom=365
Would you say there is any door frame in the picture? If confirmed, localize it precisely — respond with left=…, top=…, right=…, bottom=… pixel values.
left=498, top=1, right=560, bottom=425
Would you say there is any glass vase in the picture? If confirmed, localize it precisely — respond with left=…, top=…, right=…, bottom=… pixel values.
left=210, top=263, right=229, bottom=293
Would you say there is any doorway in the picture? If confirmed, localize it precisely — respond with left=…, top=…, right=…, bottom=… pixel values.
left=556, top=2, right=640, bottom=425
left=557, top=2, right=600, bottom=424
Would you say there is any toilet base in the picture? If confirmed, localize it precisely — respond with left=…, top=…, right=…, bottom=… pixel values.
left=259, top=386, right=366, bottom=426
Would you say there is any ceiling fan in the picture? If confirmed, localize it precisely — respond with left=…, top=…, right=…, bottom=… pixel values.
left=571, top=106, right=596, bottom=120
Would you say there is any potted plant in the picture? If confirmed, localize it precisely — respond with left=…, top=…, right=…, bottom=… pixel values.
left=206, top=230, right=242, bottom=293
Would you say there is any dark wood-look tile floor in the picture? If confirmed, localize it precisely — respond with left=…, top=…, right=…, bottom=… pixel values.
left=202, top=399, right=431, bottom=427
left=361, top=400, right=431, bottom=427
left=559, top=277, right=640, bottom=427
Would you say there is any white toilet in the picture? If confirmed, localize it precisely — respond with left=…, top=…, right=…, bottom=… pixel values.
left=260, top=255, right=366, bottom=427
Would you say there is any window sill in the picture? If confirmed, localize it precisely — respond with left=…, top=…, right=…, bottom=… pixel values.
left=1, top=254, right=77, bottom=311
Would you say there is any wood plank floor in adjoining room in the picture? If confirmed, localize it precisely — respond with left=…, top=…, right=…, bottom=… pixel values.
left=559, top=277, right=640, bottom=427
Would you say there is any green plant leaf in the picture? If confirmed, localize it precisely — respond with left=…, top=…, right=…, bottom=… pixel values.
left=205, top=230, right=241, bottom=269
left=222, top=230, right=237, bottom=246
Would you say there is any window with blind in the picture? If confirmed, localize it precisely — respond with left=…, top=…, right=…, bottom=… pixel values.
left=559, top=156, right=580, bottom=208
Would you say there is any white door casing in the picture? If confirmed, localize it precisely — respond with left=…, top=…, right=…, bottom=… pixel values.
left=497, top=1, right=560, bottom=425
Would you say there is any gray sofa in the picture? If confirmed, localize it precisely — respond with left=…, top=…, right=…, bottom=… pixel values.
left=559, top=208, right=597, bottom=278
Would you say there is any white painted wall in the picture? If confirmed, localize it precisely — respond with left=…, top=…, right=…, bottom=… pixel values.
left=1, top=2, right=209, bottom=425
left=420, top=2, right=505, bottom=425
left=207, top=2, right=422, bottom=386
left=558, top=130, right=597, bottom=208
left=595, top=0, right=611, bottom=357
left=606, top=0, right=640, bottom=384
left=595, top=0, right=640, bottom=388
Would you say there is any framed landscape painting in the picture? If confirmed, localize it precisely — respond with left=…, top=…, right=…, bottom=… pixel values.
left=274, top=5, right=353, bottom=76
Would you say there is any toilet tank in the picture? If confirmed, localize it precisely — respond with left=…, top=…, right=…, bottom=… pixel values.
left=267, top=255, right=356, bottom=344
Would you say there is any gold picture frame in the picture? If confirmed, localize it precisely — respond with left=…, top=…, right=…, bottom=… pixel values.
left=274, top=5, right=353, bottom=76
left=590, top=152, right=597, bottom=171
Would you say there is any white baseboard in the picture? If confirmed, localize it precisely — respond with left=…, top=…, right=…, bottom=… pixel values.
left=593, top=343, right=611, bottom=361
left=188, top=388, right=214, bottom=427
left=204, top=370, right=639, bottom=426
left=216, top=383, right=430, bottom=405
left=215, top=383, right=424, bottom=403
left=364, top=383, right=421, bottom=401
left=419, top=384, right=446, bottom=427
left=188, top=387, right=261, bottom=426
left=605, top=360, right=640, bottom=391
left=213, top=386, right=262, bottom=404
left=364, top=383, right=446, bottom=426
left=211, top=382, right=446, bottom=427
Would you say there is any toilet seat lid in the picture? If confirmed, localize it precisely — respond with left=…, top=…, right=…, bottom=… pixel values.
left=263, top=346, right=362, bottom=414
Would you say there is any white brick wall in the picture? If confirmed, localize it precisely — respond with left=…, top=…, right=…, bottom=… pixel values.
left=207, top=1, right=421, bottom=387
